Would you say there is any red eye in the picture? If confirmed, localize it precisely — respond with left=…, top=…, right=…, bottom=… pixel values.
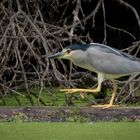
left=67, top=49, right=71, bottom=54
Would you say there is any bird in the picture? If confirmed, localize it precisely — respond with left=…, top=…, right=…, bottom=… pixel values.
left=48, top=43, right=140, bottom=108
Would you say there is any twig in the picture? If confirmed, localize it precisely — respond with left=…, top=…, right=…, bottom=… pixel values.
left=116, top=0, right=140, bottom=32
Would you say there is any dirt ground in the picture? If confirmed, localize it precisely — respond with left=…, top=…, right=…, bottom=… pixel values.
left=0, top=107, right=140, bottom=122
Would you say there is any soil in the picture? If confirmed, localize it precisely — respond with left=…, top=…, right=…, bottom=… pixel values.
left=0, top=107, right=140, bottom=122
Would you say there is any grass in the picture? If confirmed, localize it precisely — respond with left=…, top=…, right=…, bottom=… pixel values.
left=0, top=87, right=140, bottom=107
left=0, top=88, right=89, bottom=106
left=0, top=122, right=140, bottom=140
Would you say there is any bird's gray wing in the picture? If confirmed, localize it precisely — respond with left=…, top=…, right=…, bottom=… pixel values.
left=89, top=43, right=140, bottom=62
left=87, top=45, right=140, bottom=75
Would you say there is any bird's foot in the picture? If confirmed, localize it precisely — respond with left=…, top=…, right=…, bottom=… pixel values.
left=60, top=89, right=86, bottom=99
left=60, top=88, right=100, bottom=99
left=91, top=104, right=119, bottom=109
left=60, top=88, right=100, bottom=93
left=60, top=88, right=82, bottom=93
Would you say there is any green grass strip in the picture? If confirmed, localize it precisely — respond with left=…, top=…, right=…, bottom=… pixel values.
left=0, top=122, right=140, bottom=140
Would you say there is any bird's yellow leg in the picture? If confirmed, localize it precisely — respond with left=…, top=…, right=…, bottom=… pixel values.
left=60, top=73, right=103, bottom=95
left=60, top=86, right=101, bottom=94
left=60, top=87, right=100, bottom=99
left=91, top=81, right=118, bottom=108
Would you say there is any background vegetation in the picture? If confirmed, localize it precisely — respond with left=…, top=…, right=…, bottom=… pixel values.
left=0, top=0, right=140, bottom=106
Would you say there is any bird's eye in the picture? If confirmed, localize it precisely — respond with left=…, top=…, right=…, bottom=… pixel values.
left=67, top=49, right=71, bottom=54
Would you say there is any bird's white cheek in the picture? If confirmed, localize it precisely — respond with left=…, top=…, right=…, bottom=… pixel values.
left=63, top=53, right=73, bottom=59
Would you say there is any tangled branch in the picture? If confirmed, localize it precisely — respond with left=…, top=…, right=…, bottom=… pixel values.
left=0, top=0, right=139, bottom=106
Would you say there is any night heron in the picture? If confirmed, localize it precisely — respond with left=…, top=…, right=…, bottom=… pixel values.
left=48, top=43, right=140, bottom=108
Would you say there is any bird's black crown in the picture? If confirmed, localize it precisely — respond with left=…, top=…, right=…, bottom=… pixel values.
left=65, top=44, right=90, bottom=51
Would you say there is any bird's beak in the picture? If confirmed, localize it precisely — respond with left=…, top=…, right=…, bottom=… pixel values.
left=48, top=51, right=65, bottom=59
